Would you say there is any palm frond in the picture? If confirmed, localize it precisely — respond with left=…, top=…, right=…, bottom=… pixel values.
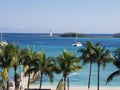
left=68, top=65, right=82, bottom=74
left=106, top=70, right=120, bottom=83
left=56, top=78, right=64, bottom=90
left=77, top=48, right=85, bottom=53
left=113, top=57, right=120, bottom=69
left=114, top=48, right=120, bottom=60
left=46, top=72, right=54, bottom=83
left=82, top=59, right=91, bottom=65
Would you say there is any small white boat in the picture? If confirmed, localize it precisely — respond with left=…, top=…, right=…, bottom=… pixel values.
left=72, top=42, right=82, bottom=47
left=72, top=33, right=82, bottom=47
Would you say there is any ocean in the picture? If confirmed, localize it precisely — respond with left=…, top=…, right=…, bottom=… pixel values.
left=3, top=33, right=120, bottom=87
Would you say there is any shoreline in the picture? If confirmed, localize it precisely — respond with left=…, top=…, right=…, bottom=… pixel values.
left=29, top=84, right=120, bottom=90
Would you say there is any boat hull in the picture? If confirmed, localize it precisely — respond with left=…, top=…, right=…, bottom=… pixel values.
left=72, top=42, right=82, bottom=47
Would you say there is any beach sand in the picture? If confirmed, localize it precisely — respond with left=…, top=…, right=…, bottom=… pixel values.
left=29, top=84, right=120, bottom=90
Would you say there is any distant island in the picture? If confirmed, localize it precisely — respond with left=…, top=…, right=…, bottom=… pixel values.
left=60, top=32, right=85, bottom=37
left=60, top=32, right=115, bottom=38
left=113, top=33, right=120, bottom=38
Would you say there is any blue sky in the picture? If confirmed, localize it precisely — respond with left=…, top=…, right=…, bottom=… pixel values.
left=0, top=0, right=120, bottom=33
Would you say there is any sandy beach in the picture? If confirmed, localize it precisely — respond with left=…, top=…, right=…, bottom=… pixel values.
left=29, top=84, right=120, bottom=90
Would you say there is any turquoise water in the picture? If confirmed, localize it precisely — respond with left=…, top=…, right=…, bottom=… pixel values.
left=3, top=33, right=120, bottom=87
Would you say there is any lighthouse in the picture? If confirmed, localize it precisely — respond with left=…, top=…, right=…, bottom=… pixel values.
left=50, top=30, right=53, bottom=36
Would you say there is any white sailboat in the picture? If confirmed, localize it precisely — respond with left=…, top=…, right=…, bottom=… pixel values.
left=72, top=42, right=82, bottom=47
left=72, top=33, right=82, bottom=47
left=0, top=32, right=8, bottom=46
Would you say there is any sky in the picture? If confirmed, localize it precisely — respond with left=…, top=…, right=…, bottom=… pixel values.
left=0, top=0, right=120, bottom=34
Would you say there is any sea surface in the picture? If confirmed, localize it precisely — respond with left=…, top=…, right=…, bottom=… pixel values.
left=3, top=33, right=120, bottom=87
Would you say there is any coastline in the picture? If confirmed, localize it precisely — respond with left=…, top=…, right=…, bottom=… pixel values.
left=29, top=84, right=120, bottom=90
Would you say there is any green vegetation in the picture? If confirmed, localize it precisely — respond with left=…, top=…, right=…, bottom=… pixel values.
left=91, top=43, right=114, bottom=90
left=78, top=41, right=114, bottom=90
left=113, top=33, right=120, bottom=38
left=60, top=32, right=85, bottom=37
left=56, top=50, right=82, bottom=90
left=0, top=43, right=18, bottom=90
left=106, top=48, right=120, bottom=83
left=78, top=41, right=95, bottom=90
left=20, top=46, right=39, bottom=89
left=0, top=41, right=120, bottom=90
left=36, top=51, right=56, bottom=89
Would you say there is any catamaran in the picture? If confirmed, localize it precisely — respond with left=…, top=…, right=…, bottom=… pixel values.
left=72, top=33, right=82, bottom=47
left=72, top=42, right=82, bottom=47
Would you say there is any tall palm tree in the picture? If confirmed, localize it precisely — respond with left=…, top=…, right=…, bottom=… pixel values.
left=20, top=46, right=39, bottom=89
left=56, top=50, right=82, bottom=90
left=36, top=50, right=56, bottom=89
left=10, top=43, right=20, bottom=90
left=0, top=44, right=15, bottom=90
left=92, top=43, right=113, bottom=90
left=106, top=48, right=120, bottom=83
left=78, top=41, right=95, bottom=90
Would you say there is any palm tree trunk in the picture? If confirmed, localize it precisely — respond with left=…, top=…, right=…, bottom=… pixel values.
left=67, top=77, right=69, bottom=90
left=97, top=62, right=100, bottom=90
left=39, top=72, right=43, bottom=89
left=3, top=84, right=5, bottom=90
left=7, top=79, right=9, bottom=90
left=88, top=61, right=92, bottom=90
left=27, top=73, right=30, bottom=89
left=64, top=75, right=66, bottom=90
left=14, top=66, right=17, bottom=90
left=6, top=68, right=9, bottom=90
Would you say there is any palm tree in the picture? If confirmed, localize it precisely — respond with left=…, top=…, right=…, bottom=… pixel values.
left=106, top=48, right=120, bottom=83
left=56, top=50, right=82, bottom=90
left=10, top=43, right=20, bottom=90
left=0, top=70, right=7, bottom=90
left=78, top=41, right=95, bottom=90
left=36, top=50, right=56, bottom=89
left=0, top=44, right=15, bottom=90
left=92, top=43, right=113, bottom=90
left=20, top=46, right=39, bottom=89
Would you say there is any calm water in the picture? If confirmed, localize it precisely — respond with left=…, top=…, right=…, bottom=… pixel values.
left=3, top=33, right=120, bottom=87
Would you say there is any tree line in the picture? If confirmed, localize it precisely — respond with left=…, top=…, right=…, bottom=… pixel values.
left=60, top=32, right=85, bottom=37
left=0, top=41, right=120, bottom=90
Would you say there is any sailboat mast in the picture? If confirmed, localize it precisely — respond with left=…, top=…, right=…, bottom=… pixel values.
left=75, top=33, right=77, bottom=43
